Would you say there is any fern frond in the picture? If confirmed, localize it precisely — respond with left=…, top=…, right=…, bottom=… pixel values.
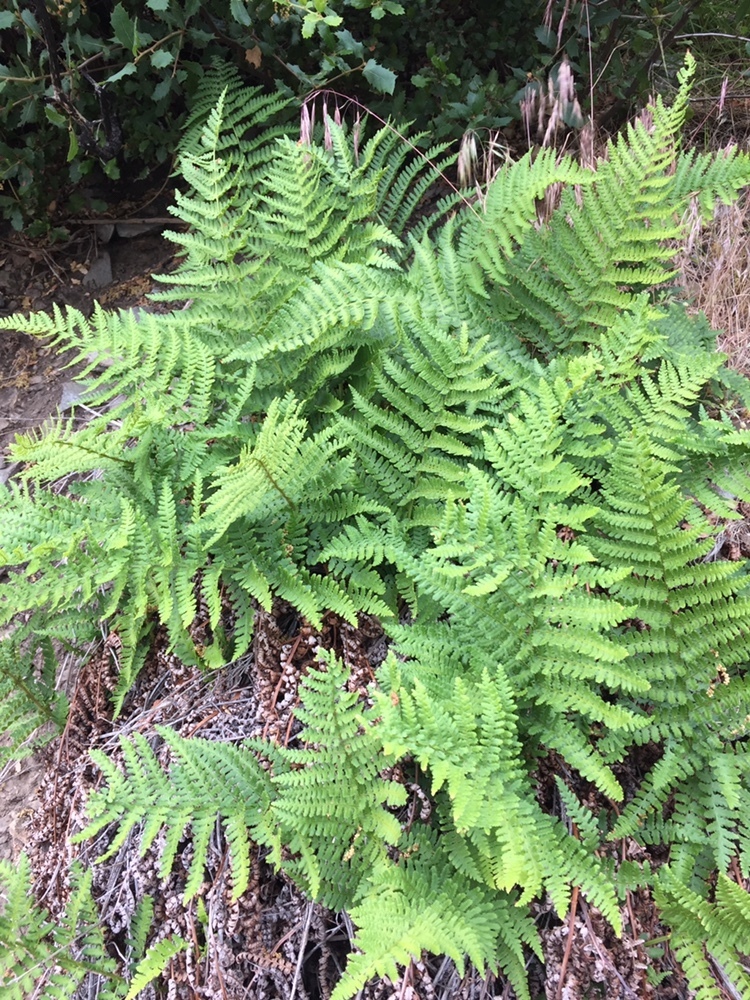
left=333, top=829, right=539, bottom=1000
left=655, top=866, right=750, bottom=1000
left=0, top=856, right=123, bottom=1000
left=0, top=621, right=67, bottom=765
left=79, top=728, right=276, bottom=902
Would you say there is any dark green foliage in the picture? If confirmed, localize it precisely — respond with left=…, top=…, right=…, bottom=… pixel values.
left=2, top=53, right=750, bottom=999
left=4, top=0, right=741, bottom=229
left=0, top=0, right=399, bottom=228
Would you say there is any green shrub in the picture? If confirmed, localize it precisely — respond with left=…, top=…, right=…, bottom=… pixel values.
left=2, top=53, right=750, bottom=999
left=0, top=0, right=402, bottom=229
left=5, top=0, right=740, bottom=230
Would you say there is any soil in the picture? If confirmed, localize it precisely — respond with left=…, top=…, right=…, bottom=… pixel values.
left=0, top=222, right=179, bottom=457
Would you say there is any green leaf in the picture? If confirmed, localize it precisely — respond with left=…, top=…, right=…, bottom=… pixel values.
left=334, top=29, right=364, bottom=57
left=535, top=25, right=557, bottom=50
left=111, top=2, right=138, bottom=53
left=124, top=937, right=188, bottom=1000
left=146, top=0, right=170, bottom=9
left=103, top=62, right=138, bottom=84
left=302, top=12, right=318, bottom=38
left=44, top=106, right=67, bottom=127
left=67, top=129, right=79, bottom=163
left=8, top=205, right=22, bottom=231
left=230, top=0, right=253, bottom=26
left=153, top=77, right=172, bottom=101
left=150, top=48, right=174, bottom=69
left=363, top=59, right=396, bottom=94
left=20, top=9, right=40, bottom=33
left=0, top=11, right=16, bottom=29
left=382, top=1, right=405, bottom=12
left=324, top=13, right=343, bottom=25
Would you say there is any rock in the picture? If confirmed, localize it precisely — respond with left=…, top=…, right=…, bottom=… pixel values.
left=83, top=251, right=113, bottom=288
left=60, top=381, right=88, bottom=411
left=95, top=223, right=115, bottom=244
left=116, top=221, right=160, bottom=238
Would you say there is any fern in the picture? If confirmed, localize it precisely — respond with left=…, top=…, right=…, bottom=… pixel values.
left=334, top=827, right=540, bottom=1000
left=468, top=56, right=750, bottom=356
left=0, top=855, right=186, bottom=1000
left=0, top=857, right=118, bottom=1000
left=2, top=53, right=750, bottom=1000
left=78, top=653, right=404, bottom=910
left=80, top=726, right=275, bottom=902
left=654, top=868, right=750, bottom=1000
left=0, top=619, right=68, bottom=765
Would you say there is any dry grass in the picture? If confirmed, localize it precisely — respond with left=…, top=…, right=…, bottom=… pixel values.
left=676, top=195, right=750, bottom=376
left=462, top=52, right=750, bottom=379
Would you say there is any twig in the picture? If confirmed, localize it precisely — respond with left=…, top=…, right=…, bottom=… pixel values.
left=710, top=958, right=745, bottom=1000
left=289, top=901, right=314, bottom=1000
left=283, top=695, right=300, bottom=747
left=554, top=884, right=579, bottom=1000
left=63, top=217, right=181, bottom=226
left=398, top=959, right=416, bottom=999
left=674, top=32, right=750, bottom=45
left=579, top=896, right=640, bottom=999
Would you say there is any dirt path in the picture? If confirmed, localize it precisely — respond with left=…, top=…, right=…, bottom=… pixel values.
left=0, top=223, right=177, bottom=456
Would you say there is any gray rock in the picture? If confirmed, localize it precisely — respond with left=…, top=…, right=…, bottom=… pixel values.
left=60, top=381, right=88, bottom=411
left=116, top=221, right=160, bottom=238
left=95, top=223, right=115, bottom=244
left=83, top=251, right=113, bottom=288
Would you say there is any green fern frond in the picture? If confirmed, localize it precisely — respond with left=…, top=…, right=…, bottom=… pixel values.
left=457, top=147, right=589, bottom=308
left=470, top=53, right=750, bottom=356
left=123, top=937, right=188, bottom=1000
left=610, top=745, right=698, bottom=840
left=334, top=828, right=540, bottom=1000
left=259, top=651, right=405, bottom=909
left=179, top=63, right=292, bottom=161
left=0, top=856, right=123, bottom=1000
left=0, top=621, right=67, bottom=766
left=591, top=430, right=750, bottom=710
left=81, top=653, right=403, bottom=911
left=79, top=728, right=276, bottom=902
left=539, top=816, right=622, bottom=933
left=655, top=866, right=750, bottom=1000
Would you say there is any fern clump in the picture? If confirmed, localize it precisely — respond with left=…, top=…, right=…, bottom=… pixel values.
left=2, top=54, right=750, bottom=999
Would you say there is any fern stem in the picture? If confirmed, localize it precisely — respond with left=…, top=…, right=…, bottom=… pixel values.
left=253, top=457, right=296, bottom=510
left=53, top=438, right=131, bottom=466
